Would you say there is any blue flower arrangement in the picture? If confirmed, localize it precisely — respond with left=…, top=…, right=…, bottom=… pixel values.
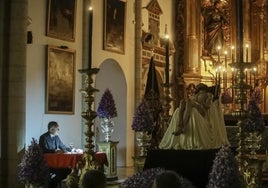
left=207, top=145, right=245, bottom=188
left=131, top=99, right=154, bottom=133
left=18, top=138, right=49, bottom=186
left=97, top=88, right=117, bottom=119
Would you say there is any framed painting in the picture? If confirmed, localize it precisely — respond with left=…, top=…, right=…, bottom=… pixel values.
left=103, top=0, right=126, bottom=54
left=46, top=46, right=76, bottom=114
left=47, top=0, right=77, bottom=41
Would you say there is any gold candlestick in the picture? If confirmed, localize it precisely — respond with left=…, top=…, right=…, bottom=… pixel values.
left=66, top=68, right=100, bottom=188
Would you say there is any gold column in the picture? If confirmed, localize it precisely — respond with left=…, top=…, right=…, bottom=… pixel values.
left=255, top=1, right=268, bottom=113
left=183, top=0, right=201, bottom=84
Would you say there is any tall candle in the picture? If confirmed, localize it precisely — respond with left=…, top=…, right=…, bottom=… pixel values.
left=215, top=70, right=218, bottom=84
left=231, top=68, right=234, bottom=99
left=245, top=68, right=248, bottom=85
left=253, top=67, right=257, bottom=86
left=249, top=70, right=252, bottom=86
left=218, top=71, right=221, bottom=86
left=88, top=6, right=93, bottom=69
left=224, top=51, right=227, bottom=90
left=231, top=46, right=235, bottom=63
left=236, top=0, right=243, bottom=65
left=217, top=46, right=221, bottom=63
left=165, top=25, right=169, bottom=85
left=245, top=44, right=249, bottom=62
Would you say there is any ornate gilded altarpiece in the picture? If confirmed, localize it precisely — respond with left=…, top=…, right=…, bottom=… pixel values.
left=173, top=0, right=268, bottom=113
left=172, top=0, right=268, bottom=155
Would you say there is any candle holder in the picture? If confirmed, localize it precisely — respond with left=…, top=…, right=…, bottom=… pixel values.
left=161, top=82, right=172, bottom=130
left=161, top=24, right=172, bottom=134
left=66, top=68, right=100, bottom=187
left=229, top=1, right=263, bottom=186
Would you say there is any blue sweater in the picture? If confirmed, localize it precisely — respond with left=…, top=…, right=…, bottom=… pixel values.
left=39, top=132, right=71, bottom=153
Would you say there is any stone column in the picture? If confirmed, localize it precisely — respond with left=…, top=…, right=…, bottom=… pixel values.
left=0, top=0, right=27, bottom=187
left=134, top=0, right=143, bottom=160
left=134, top=0, right=142, bottom=105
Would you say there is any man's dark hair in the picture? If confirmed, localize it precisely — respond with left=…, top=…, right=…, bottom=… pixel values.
left=82, top=170, right=106, bottom=188
left=47, top=121, right=58, bottom=130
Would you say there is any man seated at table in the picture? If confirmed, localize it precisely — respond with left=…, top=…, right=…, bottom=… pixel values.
left=39, top=121, right=71, bottom=188
left=39, top=121, right=71, bottom=153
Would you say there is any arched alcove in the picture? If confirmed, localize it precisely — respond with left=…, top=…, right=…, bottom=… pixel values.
left=95, top=59, right=127, bottom=166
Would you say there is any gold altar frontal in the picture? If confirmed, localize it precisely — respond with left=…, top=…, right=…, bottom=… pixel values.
left=97, top=141, right=119, bottom=180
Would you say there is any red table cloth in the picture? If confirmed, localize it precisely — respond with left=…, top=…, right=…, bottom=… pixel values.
left=44, top=152, right=108, bottom=169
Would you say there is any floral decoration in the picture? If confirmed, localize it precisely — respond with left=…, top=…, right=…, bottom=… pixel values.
left=207, top=145, right=245, bottom=188
left=243, top=88, right=265, bottom=133
left=250, top=86, right=262, bottom=104
left=131, top=99, right=154, bottom=133
left=18, top=138, right=49, bottom=186
left=120, top=167, right=164, bottom=188
left=120, top=167, right=195, bottom=188
left=97, top=88, right=117, bottom=119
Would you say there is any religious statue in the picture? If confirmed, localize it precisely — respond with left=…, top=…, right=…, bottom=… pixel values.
left=159, top=83, right=229, bottom=150
left=202, top=0, right=229, bottom=55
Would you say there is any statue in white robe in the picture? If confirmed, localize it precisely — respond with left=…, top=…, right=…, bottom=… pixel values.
left=159, top=83, right=229, bottom=150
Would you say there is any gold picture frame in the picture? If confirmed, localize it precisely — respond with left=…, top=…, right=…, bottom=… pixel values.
left=47, top=0, right=77, bottom=41
left=46, top=45, right=76, bottom=114
left=103, top=0, right=126, bottom=54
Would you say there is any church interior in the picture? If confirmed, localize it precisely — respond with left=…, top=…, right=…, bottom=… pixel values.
left=1, top=0, right=268, bottom=187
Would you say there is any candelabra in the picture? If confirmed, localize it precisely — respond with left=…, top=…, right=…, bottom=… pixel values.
left=161, top=24, right=172, bottom=133
left=66, top=68, right=100, bottom=187
left=230, top=1, right=264, bottom=187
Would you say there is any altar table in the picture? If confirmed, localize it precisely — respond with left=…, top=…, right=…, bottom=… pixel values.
left=44, top=152, right=108, bottom=169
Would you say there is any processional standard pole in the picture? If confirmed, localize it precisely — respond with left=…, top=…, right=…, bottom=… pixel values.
left=233, top=0, right=247, bottom=171
left=231, top=1, right=264, bottom=187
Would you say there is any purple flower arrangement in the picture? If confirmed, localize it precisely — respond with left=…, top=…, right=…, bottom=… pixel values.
left=120, top=167, right=195, bottom=188
left=18, top=138, right=49, bottom=186
left=120, top=168, right=164, bottom=188
left=97, top=88, right=117, bottom=119
left=207, top=145, right=244, bottom=188
left=243, top=88, right=265, bottom=133
left=131, top=100, right=154, bottom=133
left=250, top=87, right=262, bottom=105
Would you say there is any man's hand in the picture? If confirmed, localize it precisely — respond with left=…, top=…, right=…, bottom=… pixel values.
left=55, top=149, right=64, bottom=153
